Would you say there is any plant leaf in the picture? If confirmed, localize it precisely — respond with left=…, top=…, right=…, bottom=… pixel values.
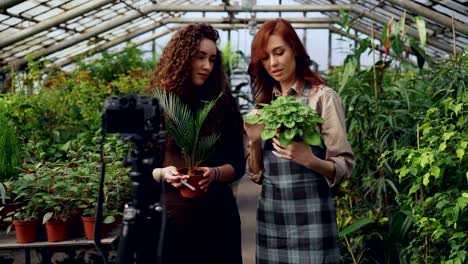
left=303, top=132, right=321, bottom=146
left=339, top=217, right=374, bottom=237
left=415, top=17, right=426, bottom=48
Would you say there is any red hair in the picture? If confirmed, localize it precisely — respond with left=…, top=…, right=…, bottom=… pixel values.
left=249, top=18, right=325, bottom=105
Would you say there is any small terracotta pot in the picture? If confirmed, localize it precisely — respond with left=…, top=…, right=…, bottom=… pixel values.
left=177, top=167, right=206, bottom=199
left=45, top=219, right=68, bottom=242
left=81, top=216, right=109, bottom=240
left=13, top=218, right=39, bottom=244
left=81, top=216, right=96, bottom=240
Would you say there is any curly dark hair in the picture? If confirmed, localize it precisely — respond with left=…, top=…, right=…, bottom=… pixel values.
left=149, top=23, right=238, bottom=139
left=149, top=23, right=228, bottom=104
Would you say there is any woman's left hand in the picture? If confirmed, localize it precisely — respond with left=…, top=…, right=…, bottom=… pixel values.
left=271, top=137, right=316, bottom=167
left=198, top=166, right=216, bottom=192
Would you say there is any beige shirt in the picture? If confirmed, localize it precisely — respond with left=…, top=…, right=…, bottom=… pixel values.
left=246, top=80, right=355, bottom=187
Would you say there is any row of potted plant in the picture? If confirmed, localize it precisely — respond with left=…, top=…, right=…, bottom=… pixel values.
left=0, top=134, right=131, bottom=243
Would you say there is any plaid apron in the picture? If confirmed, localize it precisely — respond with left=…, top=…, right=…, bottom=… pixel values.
left=256, top=84, right=340, bottom=264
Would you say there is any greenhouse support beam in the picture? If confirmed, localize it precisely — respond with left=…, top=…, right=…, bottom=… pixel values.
left=0, top=0, right=115, bottom=50
left=118, top=4, right=352, bottom=13
left=352, top=6, right=461, bottom=55
left=0, top=0, right=24, bottom=10
left=4, top=15, right=335, bottom=69
left=54, top=25, right=181, bottom=68
left=158, top=17, right=338, bottom=24
left=55, top=22, right=331, bottom=68
left=386, top=0, right=468, bottom=36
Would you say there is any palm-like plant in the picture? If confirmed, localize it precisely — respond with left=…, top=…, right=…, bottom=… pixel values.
left=153, top=89, right=222, bottom=175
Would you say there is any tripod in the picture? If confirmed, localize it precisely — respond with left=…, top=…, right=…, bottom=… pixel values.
left=116, top=134, right=165, bottom=264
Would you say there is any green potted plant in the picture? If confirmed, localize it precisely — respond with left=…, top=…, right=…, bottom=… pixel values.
left=38, top=163, right=78, bottom=242
left=4, top=202, right=40, bottom=243
left=2, top=171, right=44, bottom=243
left=153, top=89, right=222, bottom=198
left=244, top=95, right=324, bottom=146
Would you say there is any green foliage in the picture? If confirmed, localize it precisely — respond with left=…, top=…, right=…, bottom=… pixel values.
left=110, top=68, right=151, bottom=95
left=2, top=167, right=45, bottom=226
left=0, top=45, right=148, bottom=232
left=222, top=42, right=240, bottom=78
left=77, top=46, right=155, bottom=83
left=244, top=96, right=323, bottom=146
left=339, top=217, right=374, bottom=237
left=0, top=70, right=105, bottom=162
left=394, top=94, right=467, bottom=263
left=153, top=89, right=221, bottom=173
left=331, top=11, right=467, bottom=264
left=0, top=113, right=21, bottom=181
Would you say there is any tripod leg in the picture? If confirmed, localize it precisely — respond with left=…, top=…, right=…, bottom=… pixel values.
left=117, top=206, right=137, bottom=264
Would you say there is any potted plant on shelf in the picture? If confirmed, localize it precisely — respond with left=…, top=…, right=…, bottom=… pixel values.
left=2, top=170, right=44, bottom=244
left=39, top=163, right=79, bottom=242
left=244, top=95, right=324, bottom=146
left=153, top=89, right=222, bottom=198
left=4, top=202, right=40, bottom=243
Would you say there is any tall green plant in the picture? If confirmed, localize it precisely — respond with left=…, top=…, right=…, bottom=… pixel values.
left=153, top=90, right=221, bottom=175
left=0, top=113, right=21, bottom=181
left=328, top=11, right=457, bottom=264
left=392, top=93, right=467, bottom=263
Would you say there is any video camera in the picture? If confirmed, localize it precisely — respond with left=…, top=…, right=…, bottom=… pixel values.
left=103, top=93, right=161, bottom=136
left=97, top=93, right=165, bottom=264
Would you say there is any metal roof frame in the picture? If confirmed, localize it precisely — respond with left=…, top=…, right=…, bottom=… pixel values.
left=0, top=0, right=466, bottom=71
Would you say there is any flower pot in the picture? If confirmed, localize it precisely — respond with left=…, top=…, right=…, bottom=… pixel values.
left=177, top=167, right=206, bottom=199
left=81, top=216, right=96, bottom=240
left=82, top=216, right=109, bottom=240
left=45, top=219, right=68, bottom=242
left=13, top=218, right=39, bottom=244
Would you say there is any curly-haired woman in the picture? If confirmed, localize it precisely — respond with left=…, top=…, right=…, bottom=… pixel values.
left=149, top=24, right=244, bottom=264
left=245, top=19, right=354, bottom=263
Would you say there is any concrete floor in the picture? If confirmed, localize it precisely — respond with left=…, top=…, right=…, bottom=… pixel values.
left=233, top=175, right=261, bottom=264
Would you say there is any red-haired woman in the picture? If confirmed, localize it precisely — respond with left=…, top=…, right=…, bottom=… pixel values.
left=149, top=24, right=244, bottom=264
left=244, top=18, right=354, bottom=263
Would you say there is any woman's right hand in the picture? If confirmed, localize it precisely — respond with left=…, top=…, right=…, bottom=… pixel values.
left=244, top=109, right=264, bottom=144
left=153, top=166, right=189, bottom=189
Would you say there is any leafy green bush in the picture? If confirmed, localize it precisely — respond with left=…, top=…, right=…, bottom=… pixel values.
left=77, top=46, right=155, bottom=83
left=391, top=94, right=467, bottom=263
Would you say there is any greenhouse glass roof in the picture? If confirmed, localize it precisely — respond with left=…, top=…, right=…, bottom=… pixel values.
left=0, top=0, right=466, bottom=70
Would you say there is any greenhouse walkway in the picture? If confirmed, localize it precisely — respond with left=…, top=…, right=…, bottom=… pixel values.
left=234, top=174, right=261, bottom=264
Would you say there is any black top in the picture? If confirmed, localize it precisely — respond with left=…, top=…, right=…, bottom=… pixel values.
left=159, top=92, right=245, bottom=264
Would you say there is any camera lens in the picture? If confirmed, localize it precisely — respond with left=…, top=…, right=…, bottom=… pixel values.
left=119, top=96, right=137, bottom=109
left=119, top=97, right=129, bottom=108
